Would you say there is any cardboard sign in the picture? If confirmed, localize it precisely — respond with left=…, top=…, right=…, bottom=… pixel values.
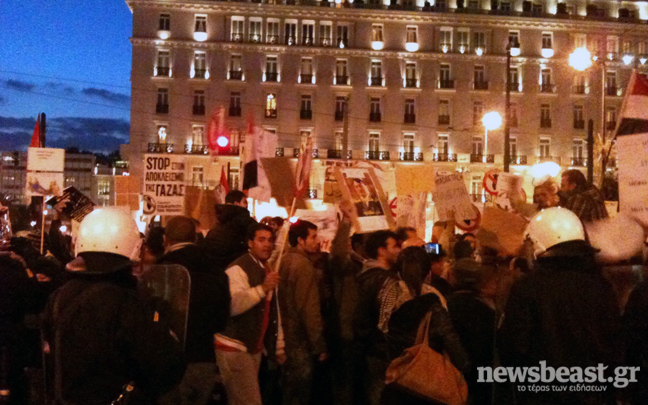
left=433, top=172, right=475, bottom=222
left=294, top=206, right=339, bottom=252
left=617, top=134, right=648, bottom=226
left=26, top=172, right=64, bottom=197
left=476, top=204, right=528, bottom=256
left=143, top=155, right=186, bottom=216
left=115, top=175, right=141, bottom=211
left=395, top=192, right=428, bottom=239
left=46, top=186, right=96, bottom=222
left=259, top=157, right=308, bottom=210
left=395, top=164, right=435, bottom=196
left=27, top=147, right=65, bottom=172
left=323, top=161, right=355, bottom=203
left=184, top=186, right=217, bottom=231
left=495, top=172, right=524, bottom=211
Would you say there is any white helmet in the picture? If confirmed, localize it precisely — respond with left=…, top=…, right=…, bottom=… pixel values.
left=525, top=207, right=585, bottom=257
left=76, top=207, right=142, bottom=261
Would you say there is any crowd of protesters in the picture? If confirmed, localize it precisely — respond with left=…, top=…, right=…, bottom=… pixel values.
left=0, top=172, right=647, bottom=405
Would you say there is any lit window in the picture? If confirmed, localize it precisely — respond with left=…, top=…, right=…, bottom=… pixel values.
left=371, top=24, right=384, bottom=50
left=267, top=19, right=280, bottom=44
left=249, top=18, right=262, bottom=43
left=319, top=22, right=333, bottom=46
left=302, top=21, right=315, bottom=46
left=194, top=15, right=207, bottom=41
left=231, top=18, right=244, bottom=42
left=156, top=50, right=170, bottom=77
left=193, top=52, right=207, bottom=79
left=541, top=33, right=554, bottom=57
left=539, top=138, right=551, bottom=158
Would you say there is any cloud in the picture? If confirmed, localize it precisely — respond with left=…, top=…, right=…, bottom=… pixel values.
left=4, top=79, right=36, bottom=92
left=82, top=87, right=130, bottom=105
left=44, top=81, right=75, bottom=95
left=0, top=95, right=7, bottom=105
left=0, top=116, right=129, bottom=154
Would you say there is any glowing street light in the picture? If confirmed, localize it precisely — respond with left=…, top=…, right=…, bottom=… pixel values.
left=569, top=47, right=593, bottom=71
left=482, top=111, right=502, bottom=160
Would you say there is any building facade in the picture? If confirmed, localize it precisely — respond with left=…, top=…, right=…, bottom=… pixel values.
left=124, top=0, right=648, bottom=199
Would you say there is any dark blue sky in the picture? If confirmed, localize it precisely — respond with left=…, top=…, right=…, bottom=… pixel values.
left=0, top=0, right=133, bottom=153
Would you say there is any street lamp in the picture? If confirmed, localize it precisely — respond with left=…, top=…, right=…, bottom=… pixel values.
left=504, top=39, right=520, bottom=172
left=482, top=111, right=502, bottom=163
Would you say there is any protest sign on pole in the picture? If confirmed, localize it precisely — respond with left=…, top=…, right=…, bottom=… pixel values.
left=142, top=155, right=186, bottom=216
left=432, top=172, right=476, bottom=222
left=46, top=186, right=96, bottom=223
left=26, top=147, right=65, bottom=197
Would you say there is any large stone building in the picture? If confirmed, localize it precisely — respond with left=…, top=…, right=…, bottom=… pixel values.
left=123, top=0, right=648, bottom=200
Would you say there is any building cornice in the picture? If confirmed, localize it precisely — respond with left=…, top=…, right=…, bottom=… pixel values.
left=127, top=0, right=647, bottom=34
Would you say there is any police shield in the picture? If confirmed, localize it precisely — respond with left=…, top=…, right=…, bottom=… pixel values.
left=138, top=264, right=191, bottom=350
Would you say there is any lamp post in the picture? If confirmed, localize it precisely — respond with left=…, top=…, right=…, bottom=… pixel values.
left=482, top=111, right=502, bottom=163
left=504, top=39, right=520, bottom=172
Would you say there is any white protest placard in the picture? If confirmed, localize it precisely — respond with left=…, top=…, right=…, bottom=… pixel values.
left=142, top=154, right=186, bottom=216
left=26, top=172, right=64, bottom=197
left=495, top=172, right=524, bottom=211
left=27, top=147, right=65, bottom=172
left=617, top=134, right=648, bottom=226
left=294, top=206, right=339, bottom=251
left=433, top=172, right=475, bottom=221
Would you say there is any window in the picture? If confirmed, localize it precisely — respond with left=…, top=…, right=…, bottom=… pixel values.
left=606, top=106, right=617, bottom=131
left=457, top=30, right=469, bottom=53
left=574, top=73, right=587, bottom=94
left=370, top=60, right=383, bottom=86
left=440, top=28, right=452, bottom=52
left=472, top=136, right=483, bottom=155
left=265, top=56, right=278, bottom=82
left=404, top=99, right=416, bottom=123
left=406, top=26, right=418, bottom=43
left=194, top=15, right=207, bottom=34
left=156, top=88, right=169, bottom=114
left=540, top=104, right=551, bottom=128
left=541, top=69, right=553, bottom=92
left=267, top=19, right=280, bottom=44
left=510, top=103, right=519, bottom=127
left=509, top=67, right=520, bottom=91
left=573, top=105, right=584, bottom=129
left=473, top=31, right=486, bottom=52
left=438, top=99, right=450, bottom=125
left=606, top=71, right=618, bottom=95
left=193, top=52, right=207, bottom=79
left=468, top=0, right=479, bottom=8
left=249, top=18, right=262, bottom=43
left=437, top=134, right=449, bottom=154
left=638, top=40, right=648, bottom=55
left=335, top=96, right=347, bottom=121
left=473, top=101, right=483, bottom=126
left=574, top=34, right=587, bottom=49
left=509, top=137, right=517, bottom=157
left=573, top=139, right=584, bottom=158
left=299, top=130, right=311, bottom=147
left=542, top=32, right=552, bottom=49
left=623, top=40, right=633, bottom=54
left=300, top=95, right=312, bottom=120
left=335, top=59, right=348, bottom=85
left=192, top=125, right=205, bottom=146
left=229, top=92, right=242, bottom=117
left=370, top=98, right=381, bottom=122
left=606, top=36, right=618, bottom=55
left=334, top=130, right=343, bottom=150
left=474, top=65, right=486, bottom=89
left=159, top=14, right=170, bottom=31
left=508, top=31, right=520, bottom=47
left=439, top=64, right=452, bottom=88
left=156, top=50, right=170, bottom=76
left=302, top=21, right=315, bottom=45
left=157, top=124, right=168, bottom=143
left=231, top=18, right=244, bottom=42
left=193, top=90, right=205, bottom=115
left=369, top=132, right=380, bottom=152
left=192, top=166, right=204, bottom=186
left=372, top=24, right=384, bottom=42
left=300, top=58, right=313, bottom=83
left=265, top=94, right=277, bottom=118
left=532, top=3, right=543, bottom=14
left=320, top=22, right=333, bottom=46
left=405, top=62, right=417, bottom=87
left=500, top=1, right=511, bottom=11
left=403, top=133, right=415, bottom=154
left=229, top=54, right=242, bottom=80
left=539, top=138, right=551, bottom=158
left=337, top=25, right=348, bottom=48
left=285, top=21, right=297, bottom=45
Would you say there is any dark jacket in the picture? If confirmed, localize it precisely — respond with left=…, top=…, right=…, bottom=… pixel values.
left=158, top=244, right=230, bottom=363
left=561, top=185, right=609, bottom=222
left=498, top=242, right=621, bottom=403
left=41, top=269, right=185, bottom=405
left=623, top=280, right=648, bottom=404
left=202, top=204, right=257, bottom=272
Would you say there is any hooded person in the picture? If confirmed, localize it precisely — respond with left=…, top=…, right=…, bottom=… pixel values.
left=41, top=208, right=185, bottom=405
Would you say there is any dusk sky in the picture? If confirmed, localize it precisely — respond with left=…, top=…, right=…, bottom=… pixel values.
left=1, top=1, right=133, bottom=153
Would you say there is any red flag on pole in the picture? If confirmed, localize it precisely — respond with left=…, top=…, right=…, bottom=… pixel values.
left=220, top=166, right=230, bottom=194
left=207, top=106, right=226, bottom=155
left=294, top=137, right=313, bottom=199
left=30, top=116, right=40, bottom=147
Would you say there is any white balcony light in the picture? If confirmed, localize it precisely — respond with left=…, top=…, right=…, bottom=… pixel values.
left=187, top=139, right=193, bottom=149
left=475, top=47, right=484, bottom=56
left=541, top=48, right=554, bottom=58
left=593, top=55, right=599, bottom=61
left=459, top=45, right=466, bottom=54
left=414, top=147, right=421, bottom=154
left=510, top=46, right=521, bottom=57
left=406, top=42, right=419, bottom=52
left=623, top=54, right=634, bottom=65
left=339, top=41, right=345, bottom=49
left=158, top=30, right=170, bottom=40
left=205, top=70, right=210, bottom=79
left=399, top=147, right=405, bottom=153
left=442, top=44, right=449, bottom=53
left=194, top=32, right=207, bottom=42
left=641, top=57, right=647, bottom=65
left=569, top=47, right=593, bottom=71
left=372, top=41, right=384, bottom=50
left=530, top=162, right=561, bottom=181
left=608, top=53, right=614, bottom=61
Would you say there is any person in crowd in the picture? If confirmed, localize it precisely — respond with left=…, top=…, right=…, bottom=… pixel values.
left=142, top=226, right=165, bottom=265
left=454, top=239, right=474, bottom=260
left=560, top=169, right=609, bottom=222
left=279, top=220, right=327, bottom=405
left=157, top=216, right=230, bottom=405
left=261, top=216, right=285, bottom=234
left=447, top=259, right=499, bottom=405
left=40, top=208, right=185, bottom=404
left=328, top=202, right=366, bottom=405
left=499, top=207, right=620, bottom=404
left=381, top=247, right=470, bottom=405
left=459, top=233, right=477, bottom=251
left=203, top=190, right=258, bottom=272
left=533, top=178, right=561, bottom=210
left=427, top=248, right=453, bottom=298
left=354, top=230, right=401, bottom=405
left=395, top=227, right=417, bottom=246
left=623, top=279, right=648, bottom=404
left=214, top=223, right=283, bottom=405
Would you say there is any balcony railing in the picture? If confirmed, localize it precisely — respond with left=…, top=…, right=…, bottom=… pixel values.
left=148, top=143, right=174, bottom=153
left=292, top=148, right=319, bottom=158
left=193, top=69, right=206, bottom=79
left=265, top=72, right=278, bottom=82
left=573, top=85, right=587, bottom=94
left=540, top=118, right=552, bottom=128
left=470, top=154, right=495, bottom=163
left=285, top=36, right=297, bottom=46
left=275, top=147, right=284, bottom=157
left=156, top=66, right=170, bottom=77
left=438, top=79, right=455, bottom=89
left=266, top=34, right=279, bottom=44
left=320, top=38, right=333, bottom=47
left=365, top=150, right=390, bottom=160
left=370, top=76, right=383, bottom=86
left=571, top=156, right=587, bottom=166
left=231, top=33, right=244, bottom=42
left=473, top=80, right=489, bottom=90
left=606, top=86, right=620, bottom=96
left=327, top=149, right=353, bottom=159
left=540, top=83, right=555, bottom=93
left=184, top=144, right=209, bottom=154
left=438, top=115, right=450, bottom=125
left=404, top=114, right=416, bottom=124
left=300, top=74, right=313, bottom=83
left=510, top=155, right=527, bottom=165
left=308, top=189, right=318, bottom=199
left=539, top=156, right=561, bottom=164
left=249, top=34, right=262, bottom=43
left=405, top=78, right=418, bottom=88
left=470, top=193, right=492, bottom=203
left=508, top=82, right=520, bottom=92
left=265, top=109, right=277, bottom=119
left=229, top=106, right=242, bottom=117
left=573, top=120, right=585, bottom=129
left=433, top=153, right=457, bottom=162
left=193, top=105, right=205, bottom=115
left=229, top=70, right=243, bottom=80
left=302, top=37, right=315, bottom=46
left=335, top=75, right=349, bottom=85
left=335, top=110, right=344, bottom=121
left=300, top=110, right=312, bottom=120
left=337, top=38, right=348, bottom=47
left=156, top=104, right=169, bottom=114
left=369, top=112, right=382, bottom=122
left=399, top=151, right=424, bottom=161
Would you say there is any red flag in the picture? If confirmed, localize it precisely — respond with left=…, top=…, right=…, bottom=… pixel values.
left=220, top=166, right=230, bottom=194
left=294, top=137, right=313, bottom=198
left=207, top=106, right=226, bottom=154
left=30, top=119, right=40, bottom=147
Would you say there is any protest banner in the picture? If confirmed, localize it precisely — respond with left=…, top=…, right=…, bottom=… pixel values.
left=259, top=157, right=308, bottom=210
left=323, top=161, right=354, bottom=203
left=142, top=155, right=186, bottom=216
left=432, top=172, right=476, bottom=222
left=26, top=147, right=65, bottom=198
left=115, top=175, right=141, bottom=211
left=495, top=172, right=524, bottom=211
left=476, top=204, right=528, bottom=256
left=395, top=192, right=428, bottom=238
left=394, top=164, right=435, bottom=196
left=27, top=147, right=64, bottom=172
left=184, top=186, right=217, bottom=231
left=26, top=172, right=64, bottom=197
left=46, top=186, right=96, bottom=223
left=294, top=206, right=339, bottom=252
left=334, top=167, right=395, bottom=233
